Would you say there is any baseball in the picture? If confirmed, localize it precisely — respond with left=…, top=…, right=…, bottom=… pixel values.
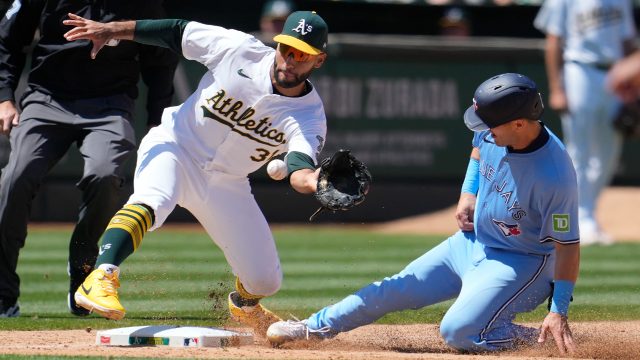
left=267, top=159, right=288, bottom=181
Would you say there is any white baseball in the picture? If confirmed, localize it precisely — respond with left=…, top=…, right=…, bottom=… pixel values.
left=105, top=39, right=120, bottom=47
left=267, top=159, right=288, bottom=181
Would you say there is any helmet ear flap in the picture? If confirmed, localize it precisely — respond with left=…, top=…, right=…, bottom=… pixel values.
left=530, top=92, right=545, bottom=120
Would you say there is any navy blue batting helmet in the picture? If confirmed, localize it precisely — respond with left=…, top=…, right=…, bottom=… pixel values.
left=464, top=73, right=544, bottom=131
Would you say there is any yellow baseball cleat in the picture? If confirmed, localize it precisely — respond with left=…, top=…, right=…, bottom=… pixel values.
left=228, top=291, right=281, bottom=336
left=74, top=268, right=125, bottom=320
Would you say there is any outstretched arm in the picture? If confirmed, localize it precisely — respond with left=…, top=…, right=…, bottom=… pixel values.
left=63, top=13, right=135, bottom=59
left=538, top=242, right=579, bottom=355
left=64, top=13, right=188, bottom=59
left=290, top=168, right=320, bottom=194
left=286, top=151, right=320, bottom=194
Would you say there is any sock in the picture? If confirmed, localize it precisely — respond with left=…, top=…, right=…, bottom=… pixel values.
left=97, top=264, right=120, bottom=276
left=95, top=204, right=154, bottom=266
left=235, top=277, right=261, bottom=306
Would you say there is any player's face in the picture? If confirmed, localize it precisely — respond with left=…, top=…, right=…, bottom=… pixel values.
left=273, top=44, right=326, bottom=88
left=490, top=119, right=532, bottom=148
left=489, top=122, right=514, bottom=147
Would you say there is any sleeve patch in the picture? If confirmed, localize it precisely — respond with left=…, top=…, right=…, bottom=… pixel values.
left=552, top=214, right=570, bottom=232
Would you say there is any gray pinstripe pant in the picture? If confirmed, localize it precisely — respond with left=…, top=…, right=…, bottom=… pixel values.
left=0, top=89, right=137, bottom=301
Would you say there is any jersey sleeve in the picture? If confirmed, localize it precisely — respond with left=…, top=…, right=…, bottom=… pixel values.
left=538, top=177, right=580, bottom=245
left=181, top=21, right=255, bottom=68
left=0, top=0, right=42, bottom=102
left=284, top=111, right=327, bottom=166
left=533, top=0, right=567, bottom=37
left=285, top=151, right=315, bottom=173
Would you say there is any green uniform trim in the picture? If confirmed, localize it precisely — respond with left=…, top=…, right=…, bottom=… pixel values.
left=134, top=19, right=189, bottom=54
left=286, top=151, right=316, bottom=175
left=95, top=204, right=154, bottom=266
left=95, top=228, right=134, bottom=267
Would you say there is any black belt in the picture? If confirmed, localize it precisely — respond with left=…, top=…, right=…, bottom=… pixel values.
left=568, top=60, right=612, bottom=71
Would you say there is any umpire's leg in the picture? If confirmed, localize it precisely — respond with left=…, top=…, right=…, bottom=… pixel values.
left=68, top=95, right=136, bottom=305
left=0, top=117, right=76, bottom=305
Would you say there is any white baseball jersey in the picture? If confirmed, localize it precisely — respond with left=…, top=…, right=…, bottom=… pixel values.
left=534, top=0, right=636, bottom=65
left=534, top=0, right=634, bottom=240
left=126, top=22, right=327, bottom=297
left=160, top=22, right=327, bottom=176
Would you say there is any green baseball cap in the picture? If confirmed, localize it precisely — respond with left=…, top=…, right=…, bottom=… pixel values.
left=273, top=11, right=328, bottom=55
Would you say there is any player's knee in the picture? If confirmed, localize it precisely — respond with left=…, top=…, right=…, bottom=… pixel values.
left=239, top=268, right=282, bottom=297
left=439, top=316, right=481, bottom=351
left=78, top=172, right=125, bottom=192
left=3, top=163, right=44, bottom=194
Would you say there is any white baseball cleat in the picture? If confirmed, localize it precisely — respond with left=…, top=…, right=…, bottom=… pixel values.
left=580, top=230, right=614, bottom=246
left=579, top=219, right=614, bottom=246
left=267, top=319, right=332, bottom=346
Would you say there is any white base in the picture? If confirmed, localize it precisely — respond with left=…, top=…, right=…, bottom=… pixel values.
left=96, top=325, right=253, bottom=347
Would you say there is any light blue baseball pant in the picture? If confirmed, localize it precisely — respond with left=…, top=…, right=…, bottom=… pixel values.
left=307, top=231, right=554, bottom=352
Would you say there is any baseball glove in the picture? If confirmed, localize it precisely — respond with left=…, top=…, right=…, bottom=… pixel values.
left=310, top=149, right=372, bottom=221
left=613, top=99, right=640, bottom=138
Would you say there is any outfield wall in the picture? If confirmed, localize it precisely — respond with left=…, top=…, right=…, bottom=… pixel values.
left=6, top=34, right=640, bottom=223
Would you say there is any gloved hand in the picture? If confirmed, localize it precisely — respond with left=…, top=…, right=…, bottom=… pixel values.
left=310, top=149, right=372, bottom=221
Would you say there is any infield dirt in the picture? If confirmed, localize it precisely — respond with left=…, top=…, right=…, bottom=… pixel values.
left=0, top=321, right=639, bottom=359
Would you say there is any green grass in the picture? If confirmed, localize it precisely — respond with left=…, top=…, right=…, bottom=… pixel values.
left=1, top=227, right=639, bottom=331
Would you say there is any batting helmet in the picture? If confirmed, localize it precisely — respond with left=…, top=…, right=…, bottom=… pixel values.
left=464, top=73, right=544, bottom=131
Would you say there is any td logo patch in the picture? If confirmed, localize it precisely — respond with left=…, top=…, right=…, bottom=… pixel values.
left=552, top=214, right=570, bottom=232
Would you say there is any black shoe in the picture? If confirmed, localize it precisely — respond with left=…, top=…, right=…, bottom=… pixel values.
left=0, top=298, right=20, bottom=318
left=69, top=269, right=92, bottom=317
left=68, top=292, right=90, bottom=316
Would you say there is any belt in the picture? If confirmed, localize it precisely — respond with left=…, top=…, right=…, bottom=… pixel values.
left=568, top=60, right=612, bottom=71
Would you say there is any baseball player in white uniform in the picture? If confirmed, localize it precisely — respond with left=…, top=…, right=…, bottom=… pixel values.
left=62, top=11, right=329, bottom=335
left=267, top=73, right=580, bottom=355
left=534, top=0, right=636, bottom=245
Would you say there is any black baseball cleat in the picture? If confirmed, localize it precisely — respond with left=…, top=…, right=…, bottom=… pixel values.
left=0, top=298, right=20, bottom=318
left=69, top=271, right=91, bottom=316
left=68, top=292, right=90, bottom=316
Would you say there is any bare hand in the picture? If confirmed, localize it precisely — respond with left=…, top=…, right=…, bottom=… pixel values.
left=549, top=89, right=568, bottom=113
left=538, top=312, right=575, bottom=355
left=63, top=13, right=112, bottom=59
left=0, top=100, right=19, bottom=135
left=608, top=52, right=640, bottom=102
left=455, top=192, right=476, bottom=231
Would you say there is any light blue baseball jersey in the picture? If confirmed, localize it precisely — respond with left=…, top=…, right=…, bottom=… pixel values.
left=472, top=126, right=579, bottom=254
left=302, top=125, right=577, bottom=351
left=534, top=0, right=636, bottom=65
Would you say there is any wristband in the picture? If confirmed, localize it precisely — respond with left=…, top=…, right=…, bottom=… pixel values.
left=461, top=158, right=480, bottom=195
left=550, top=279, right=574, bottom=316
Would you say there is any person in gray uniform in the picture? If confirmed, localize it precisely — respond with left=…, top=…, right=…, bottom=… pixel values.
left=0, top=0, right=178, bottom=317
